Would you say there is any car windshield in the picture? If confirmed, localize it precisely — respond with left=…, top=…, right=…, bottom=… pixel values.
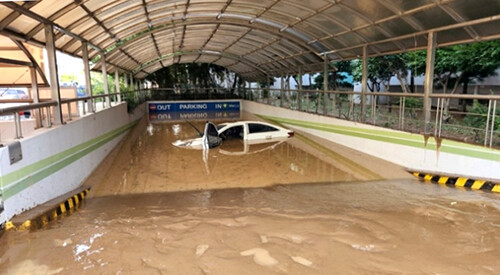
left=217, top=123, right=227, bottom=130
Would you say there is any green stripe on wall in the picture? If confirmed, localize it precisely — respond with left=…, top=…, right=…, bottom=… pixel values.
left=1, top=120, right=138, bottom=200
left=261, top=115, right=500, bottom=162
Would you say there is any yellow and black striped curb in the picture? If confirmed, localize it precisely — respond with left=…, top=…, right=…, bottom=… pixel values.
left=411, top=172, right=500, bottom=193
left=4, top=188, right=90, bottom=231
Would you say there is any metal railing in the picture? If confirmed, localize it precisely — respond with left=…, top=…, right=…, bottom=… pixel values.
left=244, top=87, right=500, bottom=148
left=2, top=86, right=497, bottom=148
left=0, top=89, right=149, bottom=141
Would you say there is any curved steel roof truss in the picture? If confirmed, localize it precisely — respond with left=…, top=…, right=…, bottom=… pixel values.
left=0, top=0, right=499, bottom=81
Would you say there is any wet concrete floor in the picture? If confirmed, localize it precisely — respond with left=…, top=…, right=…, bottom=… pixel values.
left=1, top=116, right=500, bottom=274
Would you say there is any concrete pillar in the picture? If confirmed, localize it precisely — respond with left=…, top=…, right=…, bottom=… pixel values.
left=424, top=31, right=437, bottom=134
left=44, top=24, right=63, bottom=124
left=361, top=45, right=368, bottom=122
left=298, top=66, right=302, bottom=111
left=81, top=42, right=94, bottom=112
left=115, top=68, right=121, bottom=103
left=101, top=52, right=110, bottom=107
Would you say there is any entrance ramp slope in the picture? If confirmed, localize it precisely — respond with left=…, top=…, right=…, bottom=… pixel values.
left=0, top=102, right=146, bottom=226
left=87, top=113, right=405, bottom=198
left=243, top=101, right=500, bottom=182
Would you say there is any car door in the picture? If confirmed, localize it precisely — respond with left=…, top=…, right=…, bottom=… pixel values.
left=246, top=123, right=280, bottom=140
left=203, top=121, right=222, bottom=149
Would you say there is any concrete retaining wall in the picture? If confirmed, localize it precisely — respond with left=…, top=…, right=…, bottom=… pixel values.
left=0, top=102, right=145, bottom=224
left=243, top=101, right=500, bottom=181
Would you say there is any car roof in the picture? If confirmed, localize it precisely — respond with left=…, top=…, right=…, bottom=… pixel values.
left=217, top=121, right=287, bottom=130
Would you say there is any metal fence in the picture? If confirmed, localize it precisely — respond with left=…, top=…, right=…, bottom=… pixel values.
left=246, top=87, right=500, bottom=148
left=1, top=86, right=498, bottom=149
left=0, top=90, right=149, bottom=141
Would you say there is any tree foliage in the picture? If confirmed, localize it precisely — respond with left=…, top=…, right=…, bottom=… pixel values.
left=312, top=60, right=353, bottom=90
left=409, top=40, right=500, bottom=113
left=409, top=40, right=500, bottom=94
left=145, top=63, right=240, bottom=89
left=352, top=54, right=410, bottom=92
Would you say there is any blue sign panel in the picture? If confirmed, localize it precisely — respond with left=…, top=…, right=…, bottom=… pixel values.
left=148, top=101, right=241, bottom=122
left=149, top=110, right=241, bottom=122
left=149, top=101, right=240, bottom=113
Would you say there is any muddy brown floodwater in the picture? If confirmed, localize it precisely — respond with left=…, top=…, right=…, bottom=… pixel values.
left=1, top=115, right=500, bottom=274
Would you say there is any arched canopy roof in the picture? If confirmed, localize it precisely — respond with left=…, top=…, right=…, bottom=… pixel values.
left=0, top=0, right=499, bottom=81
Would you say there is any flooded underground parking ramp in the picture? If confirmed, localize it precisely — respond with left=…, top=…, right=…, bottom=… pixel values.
left=1, top=117, right=500, bottom=274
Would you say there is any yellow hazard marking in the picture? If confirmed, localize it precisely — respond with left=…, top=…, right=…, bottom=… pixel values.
left=455, top=178, right=468, bottom=187
left=67, top=199, right=74, bottom=209
left=60, top=203, right=66, bottom=213
left=4, top=221, right=15, bottom=230
left=438, top=177, right=449, bottom=184
left=492, top=185, right=500, bottom=193
left=2, top=188, right=91, bottom=232
left=19, top=220, right=31, bottom=231
left=471, top=180, right=485, bottom=190
left=424, top=174, right=433, bottom=181
left=413, top=172, right=420, bottom=177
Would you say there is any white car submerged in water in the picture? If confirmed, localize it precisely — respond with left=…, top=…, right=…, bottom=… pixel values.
left=172, top=121, right=294, bottom=150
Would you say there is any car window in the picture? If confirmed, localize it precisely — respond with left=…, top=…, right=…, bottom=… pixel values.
left=248, top=123, right=279, bottom=134
left=220, top=125, right=244, bottom=140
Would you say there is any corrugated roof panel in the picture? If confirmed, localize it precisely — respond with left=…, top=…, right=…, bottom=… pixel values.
left=9, top=15, right=38, bottom=34
left=0, top=0, right=498, bottom=80
left=29, top=0, right=73, bottom=18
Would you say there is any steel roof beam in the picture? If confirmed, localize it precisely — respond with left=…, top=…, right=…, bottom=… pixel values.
left=320, top=14, right=500, bottom=56
left=10, top=38, right=49, bottom=85
left=80, top=15, right=325, bottom=61
left=0, top=57, right=32, bottom=67
left=134, top=50, right=267, bottom=76
left=141, top=0, right=163, bottom=63
left=0, top=1, right=40, bottom=31
left=80, top=3, right=120, bottom=42
left=26, top=2, right=81, bottom=40
left=432, top=0, right=480, bottom=39
left=373, top=0, right=425, bottom=31
left=195, top=23, right=221, bottom=63
left=0, top=1, right=103, bottom=52
left=310, top=1, right=453, bottom=45
left=337, top=2, right=404, bottom=51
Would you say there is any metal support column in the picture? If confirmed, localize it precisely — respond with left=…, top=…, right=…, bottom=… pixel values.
left=323, top=57, right=329, bottom=115
left=298, top=67, right=302, bottom=111
left=287, top=76, right=291, bottom=108
left=82, top=42, right=94, bottom=113
left=280, top=76, right=284, bottom=107
left=115, top=68, right=121, bottom=103
left=101, top=52, right=110, bottom=107
left=361, top=45, right=368, bottom=122
left=266, top=76, right=271, bottom=105
left=30, top=67, right=42, bottom=128
left=45, top=24, right=63, bottom=125
left=424, top=32, right=437, bottom=134
left=248, top=81, right=252, bottom=100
